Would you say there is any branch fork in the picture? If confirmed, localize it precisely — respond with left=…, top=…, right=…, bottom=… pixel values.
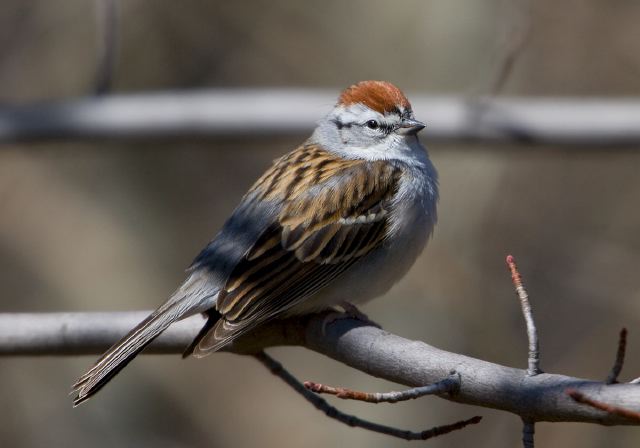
left=256, top=352, right=480, bottom=441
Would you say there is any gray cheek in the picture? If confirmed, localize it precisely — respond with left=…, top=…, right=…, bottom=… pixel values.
left=339, top=127, right=358, bottom=146
left=340, top=128, right=350, bottom=146
left=340, top=128, right=380, bottom=147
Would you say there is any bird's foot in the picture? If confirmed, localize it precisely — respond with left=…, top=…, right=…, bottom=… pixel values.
left=321, top=301, right=381, bottom=336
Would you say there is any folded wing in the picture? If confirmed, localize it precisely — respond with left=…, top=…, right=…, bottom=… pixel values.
left=193, top=143, right=402, bottom=355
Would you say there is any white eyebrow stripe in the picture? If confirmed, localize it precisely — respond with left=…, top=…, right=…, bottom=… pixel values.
left=331, top=104, right=401, bottom=127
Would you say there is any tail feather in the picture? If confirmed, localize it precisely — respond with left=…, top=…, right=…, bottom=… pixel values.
left=72, top=270, right=221, bottom=405
left=72, top=273, right=218, bottom=406
left=72, top=302, right=186, bottom=406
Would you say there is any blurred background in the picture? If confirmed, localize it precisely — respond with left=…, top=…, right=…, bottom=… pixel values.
left=1, top=0, right=640, bottom=447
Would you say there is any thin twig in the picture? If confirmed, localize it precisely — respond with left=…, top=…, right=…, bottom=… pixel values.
left=304, top=372, right=460, bottom=404
left=255, top=351, right=481, bottom=441
left=522, top=418, right=535, bottom=448
left=506, top=255, right=541, bottom=376
left=606, top=328, right=627, bottom=384
left=94, top=0, right=118, bottom=95
left=566, top=389, right=640, bottom=423
left=490, top=0, right=532, bottom=95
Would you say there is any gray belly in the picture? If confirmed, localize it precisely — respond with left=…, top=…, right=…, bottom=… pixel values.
left=292, top=198, right=435, bottom=313
left=338, top=208, right=432, bottom=304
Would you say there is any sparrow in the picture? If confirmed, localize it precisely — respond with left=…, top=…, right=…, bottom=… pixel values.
left=72, top=80, right=438, bottom=405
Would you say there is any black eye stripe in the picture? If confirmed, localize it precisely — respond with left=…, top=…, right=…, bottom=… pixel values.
left=363, top=120, right=395, bottom=134
left=332, top=119, right=351, bottom=129
left=336, top=118, right=395, bottom=134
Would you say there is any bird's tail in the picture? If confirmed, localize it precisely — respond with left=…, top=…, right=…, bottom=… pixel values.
left=72, top=273, right=217, bottom=406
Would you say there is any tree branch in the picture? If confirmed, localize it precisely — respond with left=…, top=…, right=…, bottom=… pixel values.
left=1, top=311, right=639, bottom=426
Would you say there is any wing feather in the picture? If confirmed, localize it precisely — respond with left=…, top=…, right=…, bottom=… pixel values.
left=194, top=142, right=402, bottom=355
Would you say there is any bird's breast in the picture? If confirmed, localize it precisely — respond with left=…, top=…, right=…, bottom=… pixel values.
left=294, top=166, right=438, bottom=313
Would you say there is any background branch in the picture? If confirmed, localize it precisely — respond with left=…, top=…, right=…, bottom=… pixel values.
left=93, top=0, right=118, bottom=95
left=1, top=91, right=640, bottom=144
left=1, top=311, right=639, bottom=426
left=489, top=0, right=531, bottom=95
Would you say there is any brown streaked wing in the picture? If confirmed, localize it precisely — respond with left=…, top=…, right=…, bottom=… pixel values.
left=200, top=143, right=402, bottom=354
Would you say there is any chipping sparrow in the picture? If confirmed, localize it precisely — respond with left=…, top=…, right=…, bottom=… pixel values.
left=73, top=80, right=438, bottom=405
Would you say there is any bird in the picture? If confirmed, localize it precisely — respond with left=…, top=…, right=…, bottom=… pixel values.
left=72, top=80, right=439, bottom=406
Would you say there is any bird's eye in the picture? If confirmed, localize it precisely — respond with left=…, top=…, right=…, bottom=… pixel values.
left=366, top=120, right=379, bottom=130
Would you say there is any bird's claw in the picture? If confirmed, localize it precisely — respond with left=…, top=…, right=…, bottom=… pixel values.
left=321, top=302, right=381, bottom=336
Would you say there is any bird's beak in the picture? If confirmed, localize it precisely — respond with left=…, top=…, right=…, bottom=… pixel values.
left=397, top=118, right=426, bottom=135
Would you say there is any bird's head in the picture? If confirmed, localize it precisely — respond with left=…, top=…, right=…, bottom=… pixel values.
left=314, top=81, right=426, bottom=161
